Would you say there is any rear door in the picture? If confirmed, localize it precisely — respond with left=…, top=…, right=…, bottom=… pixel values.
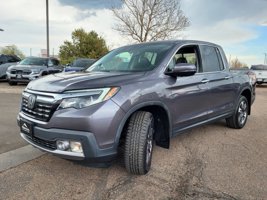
left=199, top=45, right=236, bottom=117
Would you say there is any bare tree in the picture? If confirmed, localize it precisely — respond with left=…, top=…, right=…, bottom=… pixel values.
left=111, top=0, right=190, bottom=42
left=230, top=57, right=248, bottom=69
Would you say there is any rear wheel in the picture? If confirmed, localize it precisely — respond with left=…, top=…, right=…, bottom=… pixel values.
left=226, top=96, right=248, bottom=129
left=8, top=81, right=17, bottom=86
left=124, top=111, right=154, bottom=175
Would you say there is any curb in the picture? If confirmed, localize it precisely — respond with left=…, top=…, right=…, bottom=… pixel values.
left=0, top=145, right=45, bottom=172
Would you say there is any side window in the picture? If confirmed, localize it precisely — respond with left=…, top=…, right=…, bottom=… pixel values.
left=167, top=45, right=199, bottom=71
left=200, top=45, right=222, bottom=72
left=7, top=56, right=18, bottom=62
left=0, top=56, right=7, bottom=64
left=48, top=59, right=54, bottom=67
left=51, top=59, right=59, bottom=66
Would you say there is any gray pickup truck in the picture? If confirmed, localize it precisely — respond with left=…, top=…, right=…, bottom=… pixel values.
left=17, top=40, right=255, bottom=175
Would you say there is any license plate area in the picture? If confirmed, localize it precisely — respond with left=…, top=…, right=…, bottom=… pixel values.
left=17, top=74, right=22, bottom=79
left=20, top=119, right=33, bottom=137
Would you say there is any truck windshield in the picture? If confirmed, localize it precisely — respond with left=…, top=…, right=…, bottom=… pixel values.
left=20, top=57, right=48, bottom=66
left=87, top=43, right=174, bottom=72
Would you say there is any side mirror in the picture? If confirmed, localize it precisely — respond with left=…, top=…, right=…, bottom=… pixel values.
left=165, top=63, right=197, bottom=77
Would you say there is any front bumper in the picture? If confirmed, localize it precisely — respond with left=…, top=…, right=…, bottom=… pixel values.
left=256, top=78, right=267, bottom=83
left=17, top=92, right=125, bottom=162
left=18, top=115, right=118, bottom=162
left=6, top=72, right=40, bottom=82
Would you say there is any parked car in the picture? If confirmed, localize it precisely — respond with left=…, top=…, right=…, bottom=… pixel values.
left=0, top=54, right=21, bottom=79
left=250, top=65, right=267, bottom=85
left=17, top=40, right=255, bottom=175
left=6, top=57, right=62, bottom=85
left=0, top=54, right=21, bottom=65
left=64, top=58, right=96, bottom=72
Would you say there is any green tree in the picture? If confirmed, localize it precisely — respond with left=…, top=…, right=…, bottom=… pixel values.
left=0, top=45, right=25, bottom=59
left=59, top=28, right=109, bottom=64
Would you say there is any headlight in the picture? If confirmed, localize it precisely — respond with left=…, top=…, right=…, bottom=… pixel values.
left=31, top=69, right=41, bottom=74
left=58, top=87, right=119, bottom=109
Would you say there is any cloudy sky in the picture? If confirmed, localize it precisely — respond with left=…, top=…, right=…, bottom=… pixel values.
left=0, top=0, right=266, bottom=66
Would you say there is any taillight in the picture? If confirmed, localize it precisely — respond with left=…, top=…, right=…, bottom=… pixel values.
left=247, top=71, right=256, bottom=84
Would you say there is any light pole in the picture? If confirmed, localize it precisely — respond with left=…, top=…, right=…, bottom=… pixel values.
left=46, top=0, right=50, bottom=57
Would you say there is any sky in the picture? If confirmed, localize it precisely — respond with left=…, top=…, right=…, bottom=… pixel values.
left=0, top=0, right=267, bottom=66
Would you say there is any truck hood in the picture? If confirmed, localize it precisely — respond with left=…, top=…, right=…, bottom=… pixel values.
left=27, top=71, right=145, bottom=93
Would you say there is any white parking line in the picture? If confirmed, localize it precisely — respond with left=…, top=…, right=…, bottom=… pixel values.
left=0, top=145, right=45, bottom=172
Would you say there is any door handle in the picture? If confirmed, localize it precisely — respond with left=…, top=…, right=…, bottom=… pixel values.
left=201, top=79, right=209, bottom=83
left=224, top=76, right=231, bottom=80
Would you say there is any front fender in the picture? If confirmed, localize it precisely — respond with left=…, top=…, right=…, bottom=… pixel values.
left=112, top=100, right=172, bottom=148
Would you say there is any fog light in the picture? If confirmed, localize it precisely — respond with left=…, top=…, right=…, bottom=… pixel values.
left=56, top=140, right=70, bottom=151
left=70, top=141, right=83, bottom=153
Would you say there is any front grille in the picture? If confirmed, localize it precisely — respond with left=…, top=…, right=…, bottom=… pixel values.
left=25, top=135, right=56, bottom=150
left=22, top=96, right=58, bottom=122
left=11, top=70, right=31, bottom=75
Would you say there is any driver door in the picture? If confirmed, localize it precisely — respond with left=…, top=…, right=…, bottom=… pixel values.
left=165, top=45, right=212, bottom=134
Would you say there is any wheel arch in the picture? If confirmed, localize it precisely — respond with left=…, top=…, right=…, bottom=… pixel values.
left=41, top=71, right=48, bottom=76
left=115, top=101, right=172, bottom=149
left=239, top=87, right=252, bottom=115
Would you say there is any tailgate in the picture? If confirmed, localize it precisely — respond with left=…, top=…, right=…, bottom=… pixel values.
left=253, top=70, right=267, bottom=78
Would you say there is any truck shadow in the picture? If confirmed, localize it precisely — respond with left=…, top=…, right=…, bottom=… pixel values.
left=256, top=84, right=267, bottom=88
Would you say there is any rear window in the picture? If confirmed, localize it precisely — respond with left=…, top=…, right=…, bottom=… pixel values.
left=251, top=65, right=267, bottom=70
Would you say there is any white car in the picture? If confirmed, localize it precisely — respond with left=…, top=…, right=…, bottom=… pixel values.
left=251, top=65, right=267, bottom=85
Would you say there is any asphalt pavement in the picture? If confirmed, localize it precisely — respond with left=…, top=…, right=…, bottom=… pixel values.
left=0, top=84, right=26, bottom=154
left=0, top=83, right=266, bottom=200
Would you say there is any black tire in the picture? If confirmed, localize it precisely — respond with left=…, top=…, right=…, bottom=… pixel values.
left=124, top=111, right=154, bottom=175
left=226, top=96, right=249, bottom=129
left=42, top=72, right=48, bottom=76
left=257, top=82, right=263, bottom=85
left=8, top=81, right=17, bottom=86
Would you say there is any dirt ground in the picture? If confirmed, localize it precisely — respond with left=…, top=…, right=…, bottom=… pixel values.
left=0, top=84, right=266, bottom=200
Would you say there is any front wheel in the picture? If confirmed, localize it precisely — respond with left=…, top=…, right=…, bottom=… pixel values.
left=124, top=111, right=154, bottom=175
left=226, top=96, right=249, bottom=129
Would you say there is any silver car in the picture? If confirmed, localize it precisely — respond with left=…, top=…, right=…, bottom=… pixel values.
left=6, top=57, right=62, bottom=85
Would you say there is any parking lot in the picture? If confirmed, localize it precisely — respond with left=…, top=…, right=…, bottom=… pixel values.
left=0, top=82, right=266, bottom=200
